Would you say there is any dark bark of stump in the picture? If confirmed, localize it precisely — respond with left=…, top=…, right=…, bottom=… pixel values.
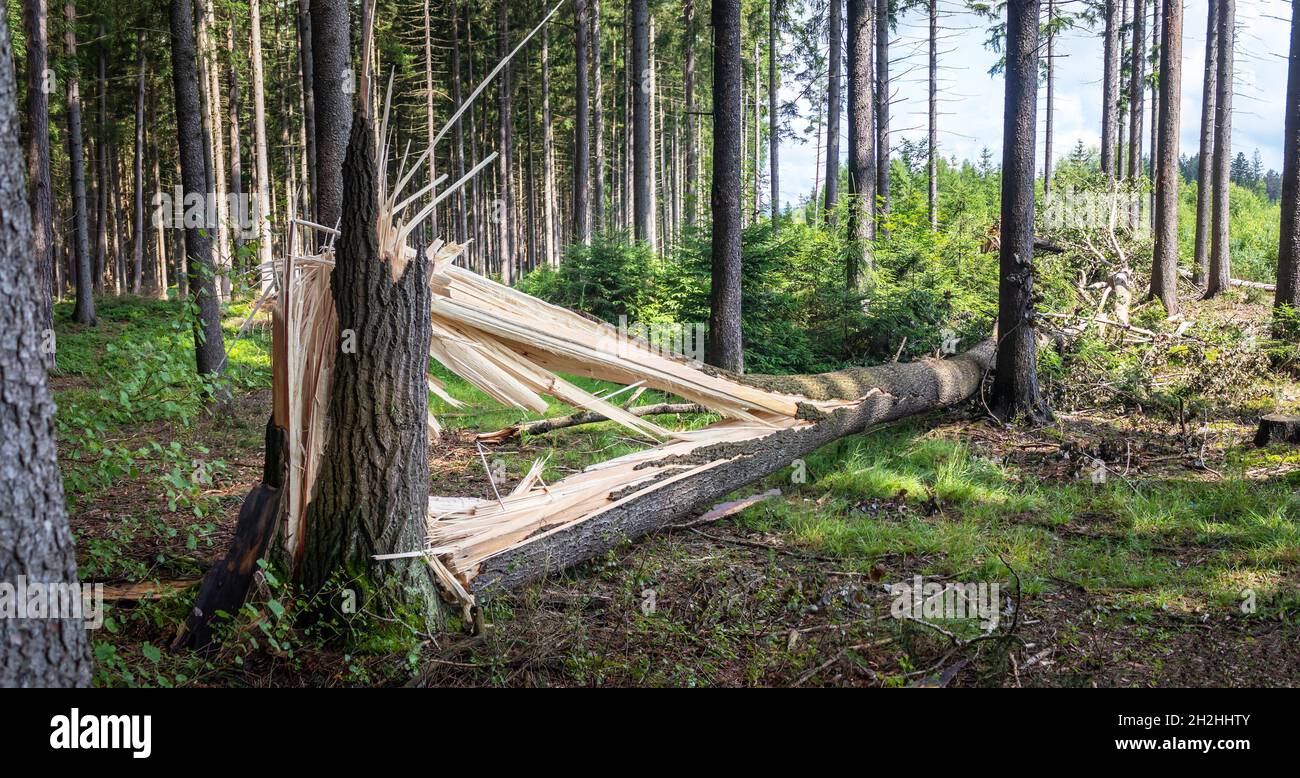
left=0, top=13, right=92, bottom=686
left=707, top=0, right=744, bottom=373
left=1254, top=415, right=1300, bottom=447
left=990, top=0, right=1051, bottom=424
left=297, top=115, right=442, bottom=630
left=470, top=341, right=996, bottom=597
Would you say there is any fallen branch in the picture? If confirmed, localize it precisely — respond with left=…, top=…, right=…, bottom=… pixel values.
left=477, top=403, right=704, bottom=442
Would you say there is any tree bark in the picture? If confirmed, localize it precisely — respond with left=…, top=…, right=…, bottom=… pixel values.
left=846, top=0, right=874, bottom=288
left=708, top=0, right=744, bottom=373
left=1101, top=0, right=1120, bottom=181
left=1193, top=0, right=1217, bottom=287
left=573, top=0, right=591, bottom=245
left=991, top=0, right=1051, bottom=424
left=875, top=0, right=891, bottom=236
left=23, top=0, right=54, bottom=338
left=1150, top=0, right=1181, bottom=316
left=496, top=0, right=515, bottom=283
left=1128, top=0, right=1145, bottom=194
left=822, top=0, right=842, bottom=222
left=297, top=115, right=442, bottom=630
left=631, top=0, right=652, bottom=247
left=541, top=23, right=556, bottom=266
left=1044, top=0, right=1055, bottom=195
left=768, top=0, right=779, bottom=227
left=592, top=0, right=605, bottom=235
left=1205, top=0, right=1234, bottom=298
left=1276, top=0, right=1300, bottom=312
left=471, top=341, right=996, bottom=597
left=65, top=3, right=94, bottom=325
left=227, top=17, right=245, bottom=264
left=0, top=10, right=92, bottom=687
left=683, top=0, right=697, bottom=228
left=93, top=29, right=107, bottom=295
left=170, top=0, right=225, bottom=378
left=249, top=0, right=274, bottom=292
left=132, top=38, right=146, bottom=295
left=310, top=0, right=351, bottom=230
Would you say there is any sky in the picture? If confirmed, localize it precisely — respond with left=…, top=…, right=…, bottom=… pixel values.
left=776, top=0, right=1296, bottom=209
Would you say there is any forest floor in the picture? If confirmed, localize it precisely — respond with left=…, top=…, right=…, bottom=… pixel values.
left=55, top=290, right=1300, bottom=687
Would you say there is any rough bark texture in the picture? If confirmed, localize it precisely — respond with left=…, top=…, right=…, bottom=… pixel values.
left=1150, top=0, right=1181, bottom=316
left=250, top=0, right=274, bottom=289
left=1193, top=0, right=1217, bottom=287
left=1128, top=0, right=1145, bottom=190
left=592, top=0, right=605, bottom=234
left=631, top=0, right=652, bottom=247
left=822, top=0, right=842, bottom=221
left=0, top=12, right=92, bottom=687
left=990, top=0, right=1051, bottom=424
left=1275, top=1, right=1300, bottom=311
left=132, top=41, right=146, bottom=295
left=170, top=0, right=225, bottom=377
left=65, top=2, right=94, bottom=326
left=768, top=0, right=779, bottom=227
left=874, top=0, right=890, bottom=234
left=708, top=0, right=744, bottom=373
left=23, top=0, right=54, bottom=336
left=1206, top=0, right=1234, bottom=298
left=496, top=0, right=515, bottom=282
left=298, top=116, right=441, bottom=628
left=1255, top=414, right=1300, bottom=447
left=846, top=0, right=875, bottom=287
left=470, top=341, right=996, bottom=597
left=1101, top=0, right=1120, bottom=180
left=310, top=0, right=351, bottom=229
left=683, top=0, right=697, bottom=228
left=1044, top=0, right=1054, bottom=195
left=573, top=0, right=591, bottom=245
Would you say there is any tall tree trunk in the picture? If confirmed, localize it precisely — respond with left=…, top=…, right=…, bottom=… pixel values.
left=991, top=0, right=1050, bottom=424
left=927, top=0, right=937, bottom=231
left=423, top=0, right=436, bottom=239
left=497, top=0, right=515, bottom=283
left=708, top=0, right=744, bottom=373
left=875, top=0, right=890, bottom=236
left=541, top=23, right=557, bottom=266
left=1150, top=0, right=1181, bottom=315
left=823, top=0, right=841, bottom=221
left=592, top=0, right=605, bottom=234
left=0, top=9, right=92, bottom=687
left=94, top=36, right=107, bottom=295
left=227, top=17, right=245, bottom=264
left=768, top=0, right=779, bottom=227
left=23, top=0, right=54, bottom=338
left=65, top=2, right=95, bottom=325
left=199, top=2, right=230, bottom=300
left=1193, top=0, right=1218, bottom=287
left=1101, top=0, right=1120, bottom=181
left=296, top=0, right=316, bottom=224
left=631, top=0, right=652, bottom=247
left=1275, top=0, right=1300, bottom=312
left=451, top=6, right=468, bottom=246
left=297, top=114, right=443, bottom=630
left=1128, top=0, right=1145, bottom=194
left=1205, top=0, right=1234, bottom=298
left=170, top=0, right=225, bottom=377
left=132, top=39, right=146, bottom=295
left=250, top=0, right=274, bottom=291
left=683, top=0, right=697, bottom=228
left=1044, top=0, right=1054, bottom=195
left=752, top=38, right=761, bottom=224
left=573, top=0, right=591, bottom=244
left=310, top=0, right=351, bottom=229
left=846, top=0, right=874, bottom=288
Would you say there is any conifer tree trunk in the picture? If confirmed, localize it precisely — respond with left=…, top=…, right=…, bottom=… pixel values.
left=310, top=0, right=351, bottom=229
left=132, top=39, right=146, bottom=295
left=0, top=10, right=92, bottom=688
left=846, top=0, right=874, bottom=288
left=768, top=0, right=779, bottom=227
left=170, top=0, right=225, bottom=377
left=573, top=0, right=591, bottom=245
left=1044, top=0, right=1055, bottom=195
left=1101, top=0, right=1120, bottom=181
left=708, top=0, right=744, bottom=373
left=66, top=3, right=94, bottom=325
left=1275, top=1, right=1300, bottom=312
left=631, top=0, right=652, bottom=247
left=23, top=0, right=54, bottom=336
left=875, top=0, right=890, bottom=235
left=1193, top=0, right=1218, bottom=287
left=823, top=0, right=841, bottom=221
left=1150, top=0, right=1181, bottom=315
left=991, top=0, right=1050, bottom=424
left=542, top=23, right=557, bottom=266
left=1206, top=0, right=1234, bottom=298
left=497, top=0, right=515, bottom=282
left=927, top=0, right=937, bottom=231
left=250, top=0, right=274, bottom=290
left=592, top=0, right=605, bottom=234
left=1128, top=0, right=1145, bottom=191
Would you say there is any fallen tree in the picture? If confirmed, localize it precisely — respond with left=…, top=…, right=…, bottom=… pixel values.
left=466, top=340, right=995, bottom=597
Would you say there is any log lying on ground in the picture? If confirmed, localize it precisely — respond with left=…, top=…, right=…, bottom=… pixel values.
left=477, top=402, right=705, bottom=442
left=1179, top=268, right=1275, bottom=292
left=467, top=339, right=995, bottom=597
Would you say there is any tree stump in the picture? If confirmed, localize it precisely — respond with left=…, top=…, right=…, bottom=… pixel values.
left=1254, top=414, right=1300, bottom=447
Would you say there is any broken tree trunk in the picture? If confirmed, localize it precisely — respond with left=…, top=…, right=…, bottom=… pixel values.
left=468, top=340, right=994, bottom=597
left=477, top=402, right=703, bottom=442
